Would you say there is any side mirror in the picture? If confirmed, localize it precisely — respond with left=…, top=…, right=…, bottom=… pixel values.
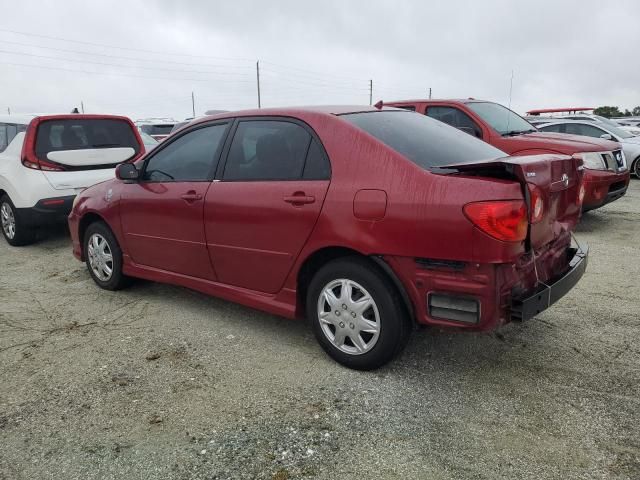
left=115, top=163, right=139, bottom=182
left=600, top=133, right=613, bottom=140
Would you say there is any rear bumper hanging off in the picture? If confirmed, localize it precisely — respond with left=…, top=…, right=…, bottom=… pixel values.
left=511, top=243, right=588, bottom=321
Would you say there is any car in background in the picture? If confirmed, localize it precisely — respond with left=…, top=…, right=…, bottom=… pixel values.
left=527, top=108, right=640, bottom=137
left=537, top=119, right=640, bottom=178
left=383, top=99, right=630, bottom=211
left=139, top=131, right=159, bottom=152
left=0, top=114, right=144, bottom=245
left=135, top=118, right=176, bottom=142
left=69, top=106, right=588, bottom=370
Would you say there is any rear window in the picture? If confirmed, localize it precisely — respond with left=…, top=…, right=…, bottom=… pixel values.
left=140, top=124, right=175, bottom=136
left=35, top=118, right=140, bottom=158
left=341, top=111, right=504, bottom=168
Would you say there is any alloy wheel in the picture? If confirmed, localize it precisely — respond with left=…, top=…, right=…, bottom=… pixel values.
left=1, top=202, right=16, bottom=240
left=317, top=279, right=381, bottom=355
left=87, top=233, right=114, bottom=281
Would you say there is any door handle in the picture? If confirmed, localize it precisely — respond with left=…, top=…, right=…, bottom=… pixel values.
left=284, top=193, right=315, bottom=205
left=181, top=192, right=203, bottom=202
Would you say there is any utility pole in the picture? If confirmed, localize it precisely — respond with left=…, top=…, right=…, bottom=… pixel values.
left=7, top=107, right=10, bottom=115
left=81, top=101, right=85, bottom=113
left=369, top=80, right=373, bottom=105
left=428, top=87, right=432, bottom=99
left=256, top=61, right=261, bottom=109
left=191, top=91, right=196, bottom=117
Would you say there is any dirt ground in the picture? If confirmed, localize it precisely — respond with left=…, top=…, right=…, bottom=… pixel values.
left=1, top=182, right=639, bottom=480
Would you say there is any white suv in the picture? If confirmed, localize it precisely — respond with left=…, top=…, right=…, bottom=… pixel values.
left=0, top=114, right=145, bottom=246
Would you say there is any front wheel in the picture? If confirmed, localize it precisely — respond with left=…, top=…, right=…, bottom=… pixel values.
left=1, top=195, right=36, bottom=246
left=84, top=221, right=131, bottom=290
left=306, top=257, right=411, bottom=370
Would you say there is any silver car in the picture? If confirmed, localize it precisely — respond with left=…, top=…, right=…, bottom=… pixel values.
left=537, top=119, right=640, bottom=178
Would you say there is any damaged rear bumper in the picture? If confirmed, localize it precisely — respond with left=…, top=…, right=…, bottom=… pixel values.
left=511, top=243, right=588, bottom=321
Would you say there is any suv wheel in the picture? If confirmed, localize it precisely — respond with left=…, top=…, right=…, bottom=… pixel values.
left=0, top=195, right=36, bottom=246
left=634, top=157, right=640, bottom=179
left=306, top=257, right=410, bottom=370
left=84, top=221, right=131, bottom=290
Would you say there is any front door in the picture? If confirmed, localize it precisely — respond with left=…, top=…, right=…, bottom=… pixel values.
left=120, top=122, right=229, bottom=280
left=204, top=119, right=331, bottom=293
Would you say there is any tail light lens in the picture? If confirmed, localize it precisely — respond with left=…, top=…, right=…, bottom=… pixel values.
left=20, top=123, right=65, bottom=171
left=463, top=200, right=528, bottom=242
left=528, top=185, right=544, bottom=224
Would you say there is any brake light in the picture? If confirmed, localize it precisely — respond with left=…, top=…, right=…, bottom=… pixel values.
left=20, top=122, right=65, bottom=171
left=528, top=185, right=544, bottom=223
left=463, top=200, right=528, bottom=242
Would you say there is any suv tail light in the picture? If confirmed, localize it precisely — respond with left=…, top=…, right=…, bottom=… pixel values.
left=528, top=185, right=544, bottom=224
left=20, top=123, right=65, bottom=171
left=463, top=200, right=528, bottom=242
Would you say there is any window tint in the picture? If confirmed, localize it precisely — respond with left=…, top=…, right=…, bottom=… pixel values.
left=223, top=120, right=312, bottom=181
left=564, top=123, right=608, bottom=138
left=426, top=106, right=482, bottom=137
left=35, top=119, right=140, bottom=159
left=303, top=139, right=330, bottom=180
left=539, top=123, right=563, bottom=133
left=0, top=123, right=27, bottom=153
left=143, top=124, right=227, bottom=182
left=342, top=111, right=504, bottom=168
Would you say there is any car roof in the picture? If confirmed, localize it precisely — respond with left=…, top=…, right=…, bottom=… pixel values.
left=382, top=98, right=487, bottom=106
left=191, top=105, right=400, bottom=125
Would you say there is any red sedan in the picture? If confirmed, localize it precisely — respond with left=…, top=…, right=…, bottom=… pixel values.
left=68, top=106, right=588, bottom=370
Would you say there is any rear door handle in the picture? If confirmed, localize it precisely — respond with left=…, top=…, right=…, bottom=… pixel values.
left=181, top=192, right=203, bottom=202
left=284, top=194, right=315, bottom=205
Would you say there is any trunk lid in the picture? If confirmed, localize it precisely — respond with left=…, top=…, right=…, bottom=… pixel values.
left=441, top=154, right=583, bottom=249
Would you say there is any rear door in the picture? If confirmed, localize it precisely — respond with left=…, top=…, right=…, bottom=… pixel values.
left=204, top=118, right=331, bottom=294
left=32, top=116, right=143, bottom=190
left=120, top=122, right=229, bottom=280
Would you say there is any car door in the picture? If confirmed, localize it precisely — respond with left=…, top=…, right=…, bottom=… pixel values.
left=120, top=122, right=229, bottom=280
left=204, top=118, right=331, bottom=294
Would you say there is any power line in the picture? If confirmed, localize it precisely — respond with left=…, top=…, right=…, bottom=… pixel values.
left=0, top=62, right=254, bottom=84
left=0, top=28, right=254, bottom=61
left=0, top=39, right=254, bottom=69
left=0, top=49, right=253, bottom=77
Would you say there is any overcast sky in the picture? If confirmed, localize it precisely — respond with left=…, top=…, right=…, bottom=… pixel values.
left=1, top=0, right=639, bottom=120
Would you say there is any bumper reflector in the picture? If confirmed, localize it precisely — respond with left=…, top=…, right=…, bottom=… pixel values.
left=428, top=293, right=479, bottom=324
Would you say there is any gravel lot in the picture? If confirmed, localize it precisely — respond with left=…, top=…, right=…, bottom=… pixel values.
left=1, top=182, right=639, bottom=480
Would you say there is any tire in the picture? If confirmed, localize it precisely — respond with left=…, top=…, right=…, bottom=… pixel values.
left=306, top=256, right=411, bottom=370
left=633, top=157, right=640, bottom=179
left=0, top=194, right=36, bottom=246
left=84, top=221, right=131, bottom=290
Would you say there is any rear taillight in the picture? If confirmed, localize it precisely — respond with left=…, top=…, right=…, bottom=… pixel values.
left=528, top=185, right=544, bottom=224
left=20, top=122, right=65, bottom=171
left=463, top=200, right=528, bottom=242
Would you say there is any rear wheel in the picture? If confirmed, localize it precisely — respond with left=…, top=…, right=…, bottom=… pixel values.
left=84, top=221, right=131, bottom=290
left=0, top=195, right=36, bottom=246
left=633, top=157, right=640, bottom=179
left=306, top=257, right=410, bottom=370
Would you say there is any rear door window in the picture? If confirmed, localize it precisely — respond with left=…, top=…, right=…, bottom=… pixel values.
left=564, top=123, right=609, bottom=138
left=222, top=120, right=314, bottom=181
left=35, top=119, right=141, bottom=159
left=0, top=123, right=26, bottom=153
left=539, top=123, right=563, bottom=133
left=425, top=106, right=482, bottom=137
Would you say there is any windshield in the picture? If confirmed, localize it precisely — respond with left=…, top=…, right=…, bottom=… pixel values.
left=341, top=110, right=505, bottom=168
left=467, top=102, right=535, bottom=135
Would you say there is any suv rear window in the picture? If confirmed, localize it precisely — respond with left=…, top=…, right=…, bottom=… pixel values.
left=140, top=124, right=174, bottom=136
left=341, top=111, right=504, bottom=168
left=35, top=119, right=140, bottom=158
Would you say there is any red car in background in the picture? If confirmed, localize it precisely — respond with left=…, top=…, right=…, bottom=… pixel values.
left=383, top=99, right=630, bottom=211
left=69, top=106, right=587, bottom=370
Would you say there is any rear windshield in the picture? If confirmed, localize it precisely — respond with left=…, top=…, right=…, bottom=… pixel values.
left=140, top=124, right=174, bottom=135
left=35, top=118, right=140, bottom=158
left=341, top=110, right=505, bottom=168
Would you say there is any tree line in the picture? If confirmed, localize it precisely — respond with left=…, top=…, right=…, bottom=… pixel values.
left=593, top=106, right=640, bottom=118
